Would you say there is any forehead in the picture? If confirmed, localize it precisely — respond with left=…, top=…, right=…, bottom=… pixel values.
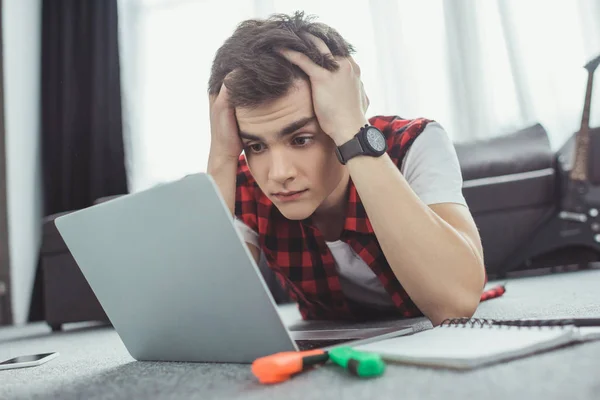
left=235, top=79, right=315, bottom=139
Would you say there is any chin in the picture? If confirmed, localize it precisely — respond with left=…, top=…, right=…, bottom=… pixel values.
left=275, top=203, right=316, bottom=221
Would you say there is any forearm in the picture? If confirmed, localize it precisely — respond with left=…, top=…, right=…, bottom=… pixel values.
left=207, top=149, right=262, bottom=264
left=207, top=148, right=239, bottom=215
left=346, top=154, right=485, bottom=325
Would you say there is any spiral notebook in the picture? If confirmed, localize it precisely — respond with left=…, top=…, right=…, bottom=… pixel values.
left=353, top=318, right=600, bottom=370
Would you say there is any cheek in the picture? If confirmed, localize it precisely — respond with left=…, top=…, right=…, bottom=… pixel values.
left=308, top=143, right=344, bottom=188
left=245, top=156, right=269, bottom=187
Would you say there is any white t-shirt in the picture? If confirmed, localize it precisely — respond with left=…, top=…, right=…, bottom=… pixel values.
left=235, top=122, right=467, bottom=308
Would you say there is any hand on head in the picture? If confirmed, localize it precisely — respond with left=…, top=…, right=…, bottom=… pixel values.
left=277, top=34, right=370, bottom=146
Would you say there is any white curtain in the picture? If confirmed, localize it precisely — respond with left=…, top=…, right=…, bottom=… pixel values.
left=117, top=0, right=600, bottom=193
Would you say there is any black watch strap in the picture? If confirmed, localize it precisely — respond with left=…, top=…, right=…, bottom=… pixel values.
left=335, top=136, right=363, bottom=165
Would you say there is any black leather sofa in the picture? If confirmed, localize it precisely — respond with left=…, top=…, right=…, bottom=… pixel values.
left=455, top=123, right=557, bottom=276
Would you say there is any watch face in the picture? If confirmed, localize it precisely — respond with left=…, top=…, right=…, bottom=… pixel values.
left=366, top=128, right=386, bottom=152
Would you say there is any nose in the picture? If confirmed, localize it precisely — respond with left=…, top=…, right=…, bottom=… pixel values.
left=268, top=148, right=296, bottom=185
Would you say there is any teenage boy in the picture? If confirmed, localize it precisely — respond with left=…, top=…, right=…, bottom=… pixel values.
left=207, top=12, right=485, bottom=325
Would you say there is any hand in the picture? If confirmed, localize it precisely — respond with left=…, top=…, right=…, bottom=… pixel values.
left=209, top=81, right=243, bottom=161
left=278, top=35, right=370, bottom=146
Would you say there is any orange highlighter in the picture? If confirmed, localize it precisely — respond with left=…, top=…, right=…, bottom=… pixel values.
left=252, top=349, right=329, bottom=384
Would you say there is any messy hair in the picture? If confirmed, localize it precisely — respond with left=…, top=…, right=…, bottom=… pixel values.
left=208, top=11, right=355, bottom=108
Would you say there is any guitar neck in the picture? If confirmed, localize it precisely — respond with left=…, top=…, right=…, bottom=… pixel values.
left=570, top=67, right=595, bottom=181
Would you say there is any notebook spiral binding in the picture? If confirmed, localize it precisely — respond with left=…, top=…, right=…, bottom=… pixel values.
left=440, top=318, right=575, bottom=329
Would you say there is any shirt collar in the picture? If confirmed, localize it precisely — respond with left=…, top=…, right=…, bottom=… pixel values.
left=297, top=178, right=374, bottom=236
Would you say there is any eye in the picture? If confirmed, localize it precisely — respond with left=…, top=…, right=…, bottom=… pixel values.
left=246, top=143, right=266, bottom=154
left=292, top=136, right=313, bottom=146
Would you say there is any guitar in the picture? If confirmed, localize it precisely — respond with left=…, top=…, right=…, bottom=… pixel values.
left=570, top=54, right=600, bottom=182
left=499, top=54, right=600, bottom=276
left=560, top=54, right=600, bottom=216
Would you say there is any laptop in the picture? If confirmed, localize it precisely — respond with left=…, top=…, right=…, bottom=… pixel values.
left=54, top=173, right=415, bottom=363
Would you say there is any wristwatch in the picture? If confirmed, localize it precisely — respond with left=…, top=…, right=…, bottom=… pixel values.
left=335, top=124, right=388, bottom=165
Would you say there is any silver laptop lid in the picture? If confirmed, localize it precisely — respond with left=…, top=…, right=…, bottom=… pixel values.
left=55, top=173, right=297, bottom=363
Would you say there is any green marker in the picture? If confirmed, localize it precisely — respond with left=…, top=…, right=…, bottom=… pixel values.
left=327, top=346, right=386, bottom=378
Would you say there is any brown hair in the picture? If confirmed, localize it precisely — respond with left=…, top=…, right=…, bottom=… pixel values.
left=208, top=11, right=355, bottom=108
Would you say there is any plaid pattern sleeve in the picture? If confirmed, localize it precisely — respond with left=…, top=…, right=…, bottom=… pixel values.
left=370, top=115, right=433, bottom=167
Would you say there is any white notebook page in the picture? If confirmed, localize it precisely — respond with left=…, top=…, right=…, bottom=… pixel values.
left=354, top=326, right=575, bottom=369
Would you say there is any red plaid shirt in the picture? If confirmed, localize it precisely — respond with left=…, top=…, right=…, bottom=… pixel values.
left=235, top=115, right=434, bottom=320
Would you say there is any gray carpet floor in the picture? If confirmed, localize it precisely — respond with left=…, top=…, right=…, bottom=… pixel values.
left=1, top=267, right=600, bottom=400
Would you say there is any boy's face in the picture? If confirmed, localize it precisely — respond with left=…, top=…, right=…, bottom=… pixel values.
left=236, top=79, right=348, bottom=220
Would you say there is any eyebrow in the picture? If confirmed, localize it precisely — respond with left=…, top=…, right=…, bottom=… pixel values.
left=239, top=116, right=316, bottom=142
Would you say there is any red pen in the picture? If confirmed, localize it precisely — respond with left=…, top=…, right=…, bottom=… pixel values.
left=480, top=284, right=505, bottom=301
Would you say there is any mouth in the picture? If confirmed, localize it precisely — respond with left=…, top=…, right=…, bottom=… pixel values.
left=272, top=189, right=308, bottom=202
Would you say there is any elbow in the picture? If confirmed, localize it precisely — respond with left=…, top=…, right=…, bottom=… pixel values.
left=427, top=257, right=486, bottom=326
left=427, top=291, right=480, bottom=327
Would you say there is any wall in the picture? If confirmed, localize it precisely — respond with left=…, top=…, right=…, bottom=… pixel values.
left=2, top=0, right=42, bottom=325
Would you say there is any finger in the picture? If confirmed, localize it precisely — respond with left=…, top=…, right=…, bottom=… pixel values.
left=334, top=57, right=355, bottom=75
left=219, top=82, right=230, bottom=101
left=210, top=82, right=231, bottom=113
left=348, top=56, right=361, bottom=77
left=302, top=33, right=333, bottom=57
left=278, top=49, right=325, bottom=78
left=304, top=34, right=339, bottom=68
left=209, top=87, right=219, bottom=109
left=209, top=82, right=224, bottom=109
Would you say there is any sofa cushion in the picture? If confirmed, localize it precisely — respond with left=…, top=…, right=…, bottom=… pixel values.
left=455, top=123, right=556, bottom=214
left=42, top=211, right=75, bottom=254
